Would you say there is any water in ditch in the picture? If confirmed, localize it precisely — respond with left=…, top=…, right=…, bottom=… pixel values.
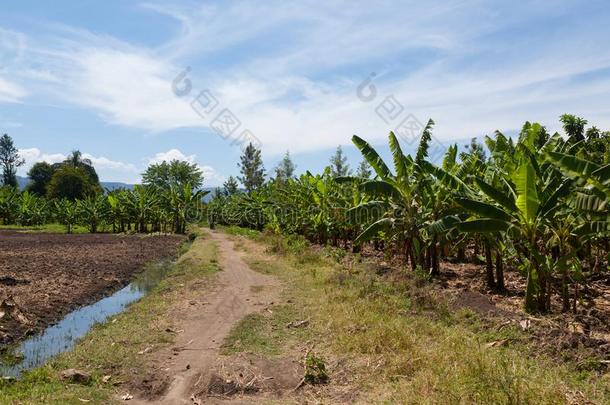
left=0, top=260, right=172, bottom=378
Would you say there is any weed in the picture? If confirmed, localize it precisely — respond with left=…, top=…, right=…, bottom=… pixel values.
left=304, top=353, right=329, bottom=384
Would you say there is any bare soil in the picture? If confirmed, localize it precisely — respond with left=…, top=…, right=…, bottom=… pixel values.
left=129, top=231, right=285, bottom=404
left=0, top=230, right=184, bottom=345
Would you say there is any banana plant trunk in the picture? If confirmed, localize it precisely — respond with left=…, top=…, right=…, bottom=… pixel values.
left=484, top=241, right=496, bottom=290
left=495, top=251, right=505, bottom=291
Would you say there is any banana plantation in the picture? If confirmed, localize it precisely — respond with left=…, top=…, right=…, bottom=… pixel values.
left=209, top=117, right=610, bottom=314
left=0, top=184, right=206, bottom=234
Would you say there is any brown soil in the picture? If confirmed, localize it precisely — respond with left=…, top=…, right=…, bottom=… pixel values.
left=0, top=230, right=184, bottom=345
left=129, top=231, right=284, bottom=404
left=195, top=354, right=303, bottom=401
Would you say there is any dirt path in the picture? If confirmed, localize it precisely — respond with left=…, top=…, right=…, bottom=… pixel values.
left=132, top=231, right=280, bottom=405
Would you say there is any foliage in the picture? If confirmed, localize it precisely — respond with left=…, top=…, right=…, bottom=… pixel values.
left=210, top=114, right=610, bottom=314
left=0, top=133, right=25, bottom=187
left=26, top=162, right=55, bottom=196
left=328, top=145, right=351, bottom=177
left=142, top=159, right=203, bottom=190
left=304, top=353, right=329, bottom=384
left=238, top=142, right=265, bottom=192
left=58, top=150, right=100, bottom=186
left=274, top=150, right=296, bottom=183
left=0, top=162, right=208, bottom=234
left=47, top=166, right=98, bottom=201
left=223, top=175, right=239, bottom=196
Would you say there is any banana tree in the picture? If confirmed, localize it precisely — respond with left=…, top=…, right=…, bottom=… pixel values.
left=456, top=142, right=572, bottom=312
left=17, top=191, right=49, bottom=226
left=77, top=194, right=108, bottom=233
left=349, top=120, right=456, bottom=274
left=0, top=187, right=19, bottom=224
left=54, top=199, right=79, bottom=234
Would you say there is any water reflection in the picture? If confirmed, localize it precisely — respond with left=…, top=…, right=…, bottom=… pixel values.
left=0, top=260, right=172, bottom=377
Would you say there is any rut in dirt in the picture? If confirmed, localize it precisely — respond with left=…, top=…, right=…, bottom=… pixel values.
left=134, top=231, right=280, bottom=405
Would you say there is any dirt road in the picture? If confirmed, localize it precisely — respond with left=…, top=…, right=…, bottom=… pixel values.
left=132, top=231, right=280, bottom=404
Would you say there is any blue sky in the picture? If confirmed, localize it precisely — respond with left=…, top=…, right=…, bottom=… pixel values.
left=1, top=1, right=610, bottom=185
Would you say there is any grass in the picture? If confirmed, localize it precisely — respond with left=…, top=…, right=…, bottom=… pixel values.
left=0, top=223, right=91, bottom=234
left=221, top=304, right=309, bottom=357
left=223, top=230, right=610, bottom=404
left=0, top=230, right=219, bottom=404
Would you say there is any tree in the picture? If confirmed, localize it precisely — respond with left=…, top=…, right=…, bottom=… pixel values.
left=77, top=194, right=108, bottom=233
left=460, top=137, right=486, bottom=163
left=223, top=176, right=239, bottom=196
left=27, top=162, right=55, bottom=195
left=54, top=199, right=79, bottom=234
left=356, top=160, right=372, bottom=179
left=329, top=145, right=351, bottom=177
left=59, top=150, right=100, bottom=186
left=142, top=160, right=203, bottom=190
left=274, top=151, right=296, bottom=182
left=238, top=143, right=265, bottom=192
left=560, top=114, right=587, bottom=143
left=0, top=134, right=25, bottom=187
left=47, top=166, right=97, bottom=201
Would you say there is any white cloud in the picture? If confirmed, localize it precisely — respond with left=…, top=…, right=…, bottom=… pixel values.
left=147, top=148, right=196, bottom=165
left=147, top=149, right=225, bottom=185
left=18, top=148, right=66, bottom=169
left=0, top=76, right=26, bottom=102
left=82, top=153, right=139, bottom=172
left=3, top=0, right=610, bottom=157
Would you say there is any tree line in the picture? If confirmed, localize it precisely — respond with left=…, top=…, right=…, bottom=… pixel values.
left=0, top=136, right=206, bottom=235
left=208, top=114, right=610, bottom=314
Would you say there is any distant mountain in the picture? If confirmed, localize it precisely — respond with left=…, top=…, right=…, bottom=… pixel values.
left=16, top=176, right=28, bottom=190
left=100, top=181, right=135, bottom=191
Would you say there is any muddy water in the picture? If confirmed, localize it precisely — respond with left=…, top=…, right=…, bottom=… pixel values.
left=0, top=260, right=172, bottom=377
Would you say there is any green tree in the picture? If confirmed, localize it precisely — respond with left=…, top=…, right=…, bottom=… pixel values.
left=47, top=166, right=97, bottom=201
left=142, top=159, right=203, bottom=190
left=560, top=114, right=587, bottom=143
left=329, top=145, right=351, bottom=177
left=26, top=161, right=55, bottom=195
left=274, top=151, right=296, bottom=182
left=356, top=160, right=372, bottom=179
left=54, top=199, right=79, bottom=234
left=459, top=137, right=487, bottom=163
left=0, top=134, right=25, bottom=187
left=77, top=194, right=108, bottom=233
left=223, top=176, right=239, bottom=196
left=238, top=143, right=265, bottom=192
left=59, top=150, right=100, bottom=186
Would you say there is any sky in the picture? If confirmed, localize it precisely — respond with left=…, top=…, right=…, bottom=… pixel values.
left=1, top=0, right=610, bottom=186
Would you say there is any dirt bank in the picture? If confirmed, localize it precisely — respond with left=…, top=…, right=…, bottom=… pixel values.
left=0, top=231, right=184, bottom=345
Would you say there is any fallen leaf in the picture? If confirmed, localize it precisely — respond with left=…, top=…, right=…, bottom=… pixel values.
left=137, top=346, right=152, bottom=355
left=121, top=393, right=133, bottom=401
left=568, top=322, right=584, bottom=334
left=485, top=339, right=508, bottom=348
left=102, top=375, right=111, bottom=383
left=287, top=320, right=310, bottom=328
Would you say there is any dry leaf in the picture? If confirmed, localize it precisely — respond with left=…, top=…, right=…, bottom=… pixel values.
left=137, top=346, right=152, bottom=355
left=485, top=339, right=508, bottom=348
